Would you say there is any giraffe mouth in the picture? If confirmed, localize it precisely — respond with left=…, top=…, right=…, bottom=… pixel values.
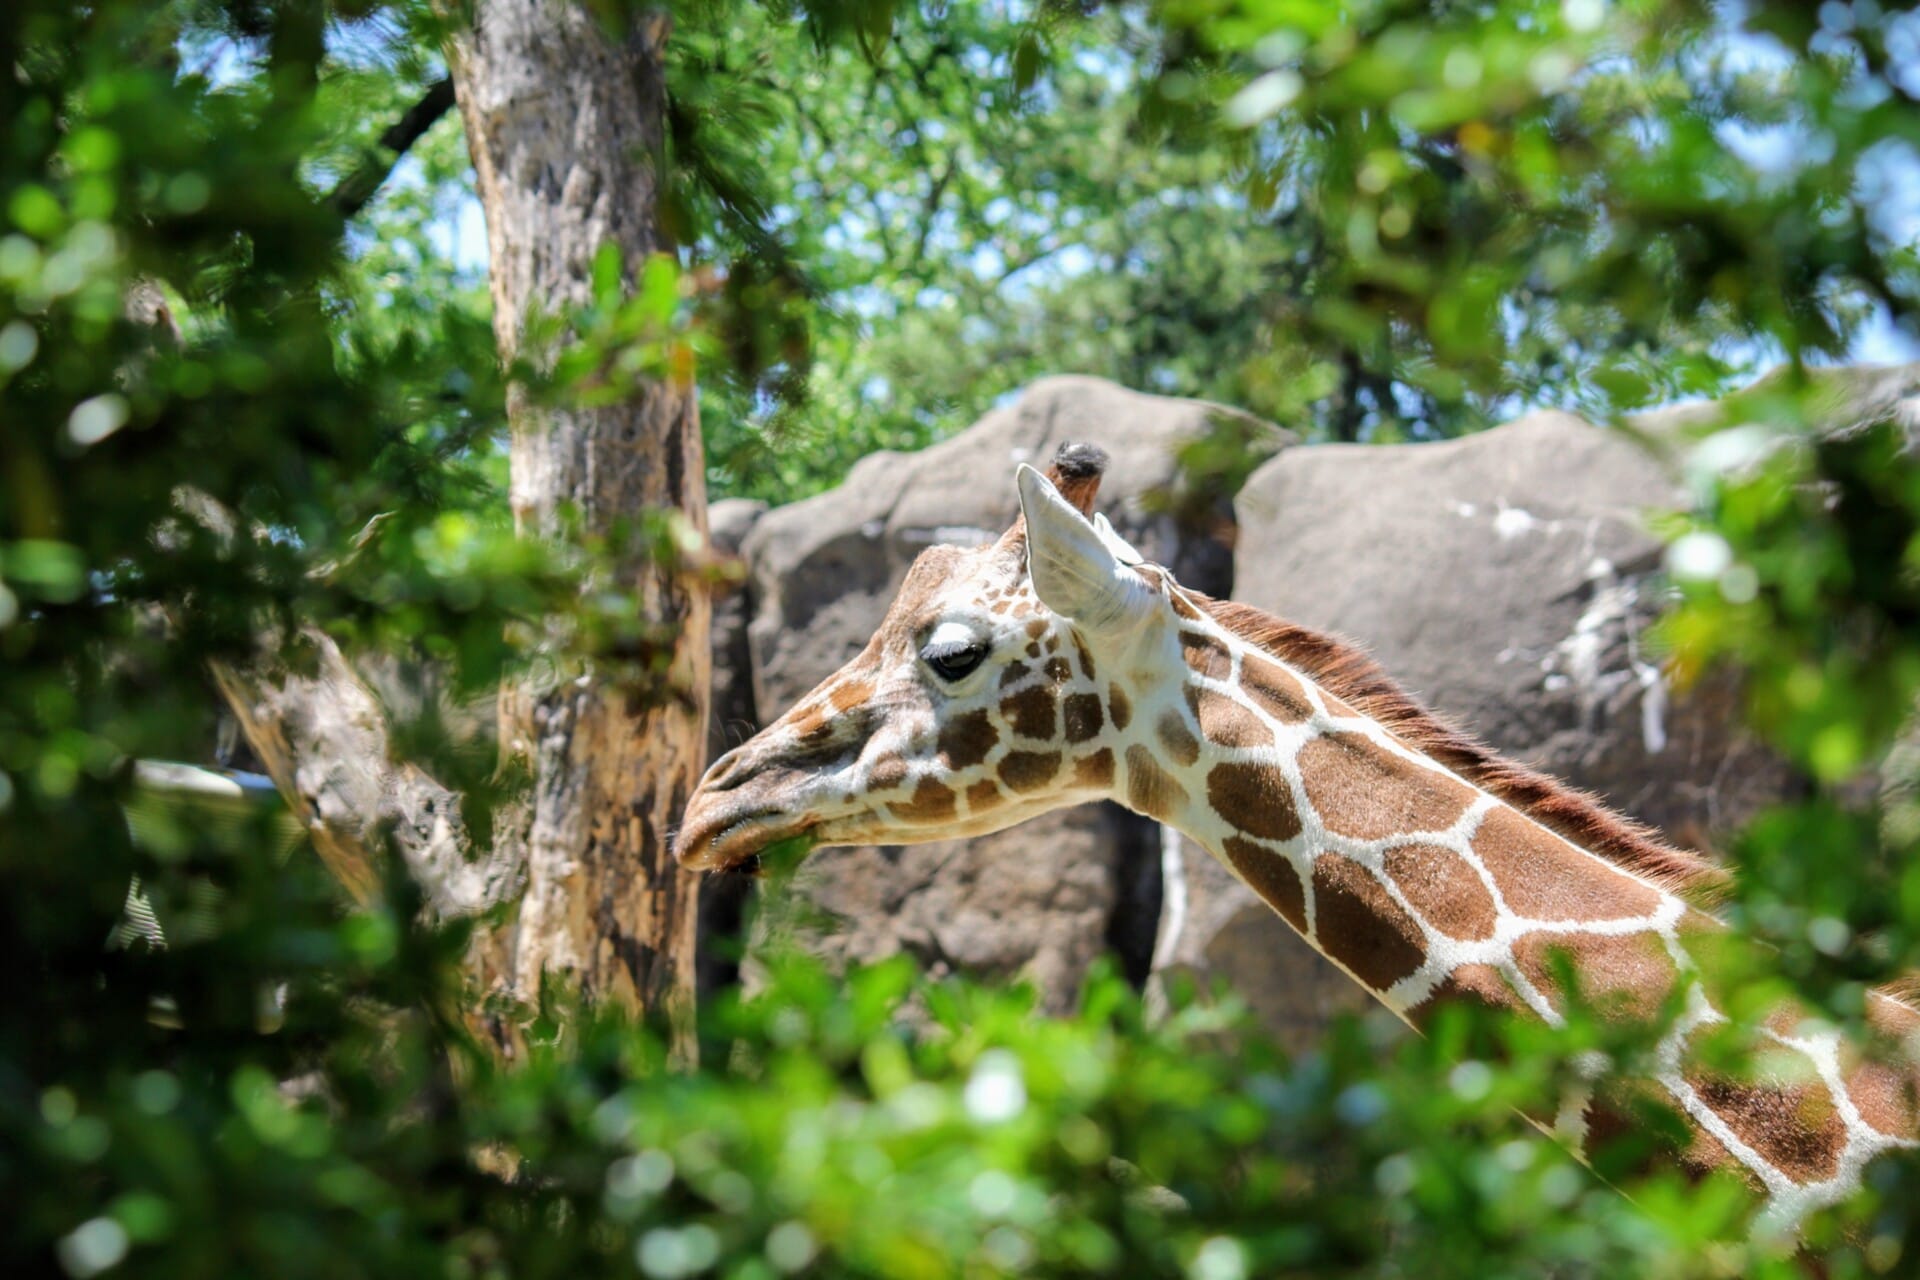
left=676, top=804, right=815, bottom=872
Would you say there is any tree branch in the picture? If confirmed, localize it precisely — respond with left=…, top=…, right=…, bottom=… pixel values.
left=210, top=628, right=526, bottom=920
left=327, top=77, right=457, bottom=220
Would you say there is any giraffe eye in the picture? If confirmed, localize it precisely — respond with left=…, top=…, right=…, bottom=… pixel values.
left=921, top=639, right=988, bottom=683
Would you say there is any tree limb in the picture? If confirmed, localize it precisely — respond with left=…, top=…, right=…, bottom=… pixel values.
left=327, top=77, right=457, bottom=220
left=209, top=629, right=525, bottom=919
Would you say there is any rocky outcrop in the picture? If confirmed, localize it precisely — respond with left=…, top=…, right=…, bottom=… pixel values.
left=756, top=807, right=1161, bottom=1007
left=1151, top=410, right=1796, bottom=1046
left=733, top=376, right=1286, bottom=1007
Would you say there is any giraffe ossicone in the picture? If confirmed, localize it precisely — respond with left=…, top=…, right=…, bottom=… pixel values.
left=676, top=441, right=1920, bottom=1231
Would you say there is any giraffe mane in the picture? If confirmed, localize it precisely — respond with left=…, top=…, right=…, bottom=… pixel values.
left=1195, top=594, right=1733, bottom=901
left=1874, top=972, right=1920, bottom=1013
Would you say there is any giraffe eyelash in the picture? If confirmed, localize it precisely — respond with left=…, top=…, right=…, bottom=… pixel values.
left=921, top=638, right=989, bottom=682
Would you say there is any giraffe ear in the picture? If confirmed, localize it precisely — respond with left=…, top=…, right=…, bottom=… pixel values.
left=1016, top=464, right=1152, bottom=633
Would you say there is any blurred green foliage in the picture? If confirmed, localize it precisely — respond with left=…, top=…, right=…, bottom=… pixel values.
left=1656, top=378, right=1920, bottom=1042
left=1140, top=0, right=1920, bottom=440
left=9, top=0, right=1920, bottom=1277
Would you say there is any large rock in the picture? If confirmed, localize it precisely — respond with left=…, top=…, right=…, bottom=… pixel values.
left=1154, top=410, right=1795, bottom=1046
left=760, top=807, right=1160, bottom=1006
left=738, top=376, right=1286, bottom=1007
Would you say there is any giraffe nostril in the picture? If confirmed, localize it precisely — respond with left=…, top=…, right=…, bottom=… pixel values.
left=704, top=748, right=753, bottom=793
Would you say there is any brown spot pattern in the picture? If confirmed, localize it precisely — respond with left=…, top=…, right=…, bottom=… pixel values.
left=1180, top=630, right=1232, bottom=680
left=1312, top=855, right=1429, bottom=992
left=792, top=707, right=832, bottom=744
left=1072, top=748, right=1115, bottom=789
left=1169, top=590, right=1203, bottom=621
left=1045, top=656, right=1072, bottom=683
left=1406, top=963, right=1521, bottom=1023
left=1185, top=684, right=1272, bottom=749
left=1678, top=1118, right=1738, bottom=1178
left=1109, top=684, right=1132, bottom=731
left=1001, top=750, right=1061, bottom=794
left=1222, top=836, right=1306, bottom=932
left=1474, top=807, right=1663, bottom=922
left=1063, top=693, right=1103, bottom=743
left=1513, top=931, right=1679, bottom=1020
left=1200, top=595, right=1723, bottom=897
left=1025, top=618, right=1048, bottom=640
left=868, top=754, right=908, bottom=793
left=1206, top=762, right=1302, bottom=842
left=1000, top=661, right=1030, bottom=689
left=1690, top=1070, right=1848, bottom=1184
left=937, top=710, right=996, bottom=770
left=1156, top=709, right=1200, bottom=767
left=1241, top=652, right=1312, bottom=722
left=1844, top=1059, right=1920, bottom=1138
left=966, top=778, right=1003, bottom=812
left=1072, top=634, right=1097, bottom=681
left=828, top=681, right=872, bottom=712
left=1870, top=991, right=1920, bottom=1040
left=1000, top=687, right=1057, bottom=740
left=893, top=776, right=957, bottom=823
left=1559, top=1091, right=1714, bottom=1179
left=1125, top=745, right=1188, bottom=820
left=1298, top=732, right=1474, bottom=841
left=1383, top=843, right=1497, bottom=941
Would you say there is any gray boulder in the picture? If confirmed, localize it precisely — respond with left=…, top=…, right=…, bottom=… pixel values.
left=737, top=375, right=1286, bottom=1007
left=760, top=807, right=1160, bottom=1009
left=1154, top=409, right=1794, bottom=1044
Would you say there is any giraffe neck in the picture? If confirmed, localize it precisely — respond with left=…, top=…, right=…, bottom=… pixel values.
left=1128, top=587, right=1919, bottom=1227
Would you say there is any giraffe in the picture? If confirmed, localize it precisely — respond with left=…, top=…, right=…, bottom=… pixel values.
left=676, top=442, right=1920, bottom=1231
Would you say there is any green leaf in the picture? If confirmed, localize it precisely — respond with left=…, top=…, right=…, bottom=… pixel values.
left=591, top=240, right=624, bottom=307
left=4, top=540, right=86, bottom=601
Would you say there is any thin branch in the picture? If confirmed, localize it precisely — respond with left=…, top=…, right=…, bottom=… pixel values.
left=990, top=240, right=1072, bottom=290
left=907, top=157, right=954, bottom=271
left=327, top=77, right=457, bottom=219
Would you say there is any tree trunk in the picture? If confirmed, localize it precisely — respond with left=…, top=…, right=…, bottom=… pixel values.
left=446, top=0, right=708, bottom=1040
left=445, top=0, right=710, bottom=1043
left=212, top=0, right=709, bottom=1049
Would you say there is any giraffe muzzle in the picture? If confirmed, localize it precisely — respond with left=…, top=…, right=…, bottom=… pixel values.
left=676, top=800, right=809, bottom=871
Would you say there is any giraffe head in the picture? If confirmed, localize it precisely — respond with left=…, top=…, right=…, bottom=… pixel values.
left=677, top=442, right=1190, bottom=871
